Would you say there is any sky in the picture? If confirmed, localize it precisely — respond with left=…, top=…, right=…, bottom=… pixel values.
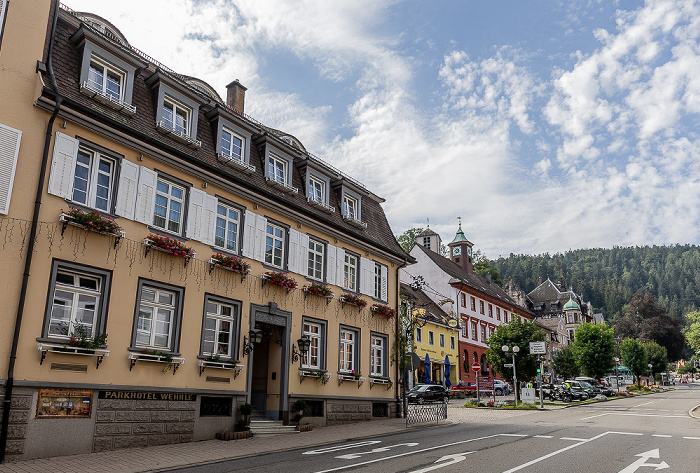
left=63, top=0, right=700, bottom=258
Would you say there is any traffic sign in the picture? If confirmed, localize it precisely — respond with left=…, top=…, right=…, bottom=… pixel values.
left=504, top=363, right=513, bottom=368
left=471, top=362, right=481, bottom=372
left=529, top=341, right=546, bottom=355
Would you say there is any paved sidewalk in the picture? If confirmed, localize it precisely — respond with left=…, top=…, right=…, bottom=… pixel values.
left=0, top=405, right=545, bottom=473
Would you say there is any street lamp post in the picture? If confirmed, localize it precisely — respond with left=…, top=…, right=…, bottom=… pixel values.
left=502, top=345, right=520, bottom=406
left=648, top=363, right=654, bottom=386
left=613, top=357, right=620, bottom=393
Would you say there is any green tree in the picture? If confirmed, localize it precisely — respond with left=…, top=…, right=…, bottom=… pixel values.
left=552, top=345, right=579, bottom=380
left=485, top=317, right=546, bottom=383
left=571, top=323, right=615, bottom=379
left=642, top=341, right=668, bottom=379
left=620, top=338, right=647, bottom=389
left=396, top=227, right=425, bottom=252
left=682, top=310, right=700, bottom=354
left=473, top=250, right=504, bottom=286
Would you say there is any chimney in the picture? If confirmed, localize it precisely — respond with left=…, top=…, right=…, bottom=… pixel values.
left=226, top=79, right=247, bottom=114
left=539, top=276, right=542, bottom=285
left=486, top=273, right=492, bottom=285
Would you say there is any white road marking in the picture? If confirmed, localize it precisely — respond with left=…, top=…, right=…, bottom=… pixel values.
left=560, top=437, right=586, bottom=441
left=499, top=434, right=528, bottom=437
left=651, top=435, right=672, bottom=438
left=618, top=448, right=669, bottom=472
left=303, top=440, right=381, bottom=455
left=617, top=413, right=686, bottom=418
left=683, top=436, right=700, bottom=440
left=533, top=435, right=553, bottom=438
left=313, top=434, right=503, bottom=473
left=632, top=401, right=654, bottom=407
left=335, top=442, right=419, bottom=460
left=408, top=451, right=475, bottom=473
left=581, top=413, right=608, bottom=420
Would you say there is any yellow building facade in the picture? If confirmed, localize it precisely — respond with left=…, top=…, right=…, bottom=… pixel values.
left=0, top=1, right=409, bottom=461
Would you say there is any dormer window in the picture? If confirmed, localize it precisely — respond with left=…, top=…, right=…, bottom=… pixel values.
left=221, top=128, right=243, bottom=164
left=343, top=194, right=358, bottom=220
left=87, top=56, right=124, bottom=103
left=162, top=96, right=190, bottom=136
left=268, top=154, right=287, bottom=186
left=309, top=176, right=324, bottom=204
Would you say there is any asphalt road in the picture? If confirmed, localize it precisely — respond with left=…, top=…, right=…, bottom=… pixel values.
left=169, top=385, right=700, bottom=473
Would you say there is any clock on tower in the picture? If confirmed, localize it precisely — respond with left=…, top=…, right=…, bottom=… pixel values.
left=452, top=246, right=461, bottom=256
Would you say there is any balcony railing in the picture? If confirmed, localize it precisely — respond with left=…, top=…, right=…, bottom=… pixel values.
left=216, top=152, right=256, bottom=173
left=156, top=120, right=202, bottom=148
left=79, top=81, right=136, bottom=115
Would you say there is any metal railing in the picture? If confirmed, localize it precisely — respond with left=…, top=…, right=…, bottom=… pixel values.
left=405, top=401, right=448, bottom=427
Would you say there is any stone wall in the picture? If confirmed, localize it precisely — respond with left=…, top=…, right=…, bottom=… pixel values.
left=94, top=397, right=195, bottom=452
left=0, top=386, right=32, bottom=460
left=326, top=399, right=372, bottom=425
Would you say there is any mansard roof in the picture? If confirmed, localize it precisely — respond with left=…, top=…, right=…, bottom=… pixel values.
left=43, top=7, right=411, bottom=262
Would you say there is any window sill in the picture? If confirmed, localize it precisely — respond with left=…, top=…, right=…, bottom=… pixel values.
left=299, top=368, right=331, bottom=385
left=337, top=372, right=365, bottom=387
left=146, top=227, right=188, bottom=242
left=156, top=121, right=202, bottom=148
left=216, top=152, right=255, bottom=174
left=341, top=215, right=367, bottom=229
left=265, top=176, right=298, bottom=194
left=369, top=376, right=393, bottom=390
left=37, top=342, right=110, bottom=369
left=128, top=352, right=184, bottom=374
left=306, top=197, right=335, bottom=213
left=80, top=81, right=136, bottom=116
left=198, top=359, right=244, bottom=378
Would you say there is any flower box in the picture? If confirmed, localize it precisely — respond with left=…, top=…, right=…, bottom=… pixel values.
left=370, top=304, right=395, bottom=318
left=209, top=254, right=251, bottom=280
left=37, top=343, right=110, bottom=369
left=338, top=371, right=365, bottom=387
left=299, top=368, right=331, bottom=385
left=339, top=294, right=367, bottom=309
left=198, top=359, right=244, bottom=378
left=59, top=209, right=125, bottom=239
left=303, top=283, right=334, bottom=301
left=261, top=271, right=298, bottom=292
left=128, top=351, right=184, bottom=374
left=369, top=376, right=393, bottom=390
left=144, top=234, right=195, bottom=261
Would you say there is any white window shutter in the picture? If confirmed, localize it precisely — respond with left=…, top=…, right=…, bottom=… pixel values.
left=201, top=193, right=218, bottom=246
left=186, top=187, right=205, bottom=240
left=47, top=132, right=79, bottom=198
left=114, top=159, right=139, bottom=220
left=242, top=209, right=257, bottom=259
left=254, top=214, right=268, bottom=262
left=335, top=247, right=345, bottom=288
left=380, top=264, right=388, bottom=301
left=299, top=233, right=309, bottom=278
left=287, top=229, right=300, bottom=274
left=326, top=244, right=336, bottom=286
left=359, top=257, right=371, bottom=296
left=0, top=124, right=22, bottom=215
left=133, top=167, right=157, bottom=225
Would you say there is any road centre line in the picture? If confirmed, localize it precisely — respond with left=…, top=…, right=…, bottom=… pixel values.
left=580, top=413, right=608, bottom=420
left=651, top=435, right=672, bottom=438
left=633, top=401, right=654, bottom=407
left=313, top=434, right=504, bottom=473
left=533, top=435, right=553, bottom=438
left=683, top=436, right=700, bottom=440
left=560, top=437, right=586, bottom=441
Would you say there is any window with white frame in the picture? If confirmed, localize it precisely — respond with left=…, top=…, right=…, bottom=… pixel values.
left=422, top=236, right=430, bottom=249
left=496, top=307, right=501, bottom=320
left=264, top=223, right=285, bottom=268
left=374, top=263, right=381, bottom=299
left=370, top=334, right=387, bottom=377
left=461, top=321, right=467, bottom=338
left=303, top=320, right=325, bottom=370
left=339, top=327, right=358, bottom=372
left=439, top=333, right=445, bottom=348
left=450, top=336, right=455, bottom=350
left=44, top=263, right=110, bottom=340
left=488, top=327, right=494, bottom=339
left=87, top=56, right=125, bottom=102
left=488, top=304, right=493, bottom=317
left=504, top=311, right=508, bottom=323
left=343, top=253, right=358, bottom=292
left=428, top=331, right=434, bottom=345
left=201, top=297, right=238, bottom=358
left=343, top=194, right=358, bottom=220
left=307, top=238, right=325, bottom=281
left=470, top=297, right=476, bottom=311
left=308, top=175, right=325, bottom=204
left=479, top=301, right=485, bottom=314
left=134, top=283, right=182, bottom=351
left=471, top=321, right=477, bottom=340
left=214, top=202, right=240, bottom=252
left=416, top=327, right=422, bottom=343
left=72, top=148, right=116, bottom=212
left=221, top=128, right=244, bottom=163
left=153, top=178, right=185, bottom=234
left=268, top=155, right=287, bottom=186
left=162, top=96, right=190, bottom=136
left=480, top=325, right=486, bottom=342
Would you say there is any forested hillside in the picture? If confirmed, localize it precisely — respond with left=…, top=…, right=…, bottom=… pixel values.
left=494, top=245, right=700, bottom=322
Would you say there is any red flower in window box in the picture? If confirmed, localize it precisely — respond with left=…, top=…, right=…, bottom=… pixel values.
left=263, top=271, right=298, bottom=291
left=370, top=304, right=395, bottom=318
left=339, top=293, right=367, bottom=309
left=211, top=253, right=251, bottom=274
left=144, top=234, right=195, bottom=259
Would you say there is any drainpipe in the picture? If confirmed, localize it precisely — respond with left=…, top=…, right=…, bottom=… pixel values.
left=395, top=258, right=407, bottom=418
left=0, top=0, right=62, bottom=463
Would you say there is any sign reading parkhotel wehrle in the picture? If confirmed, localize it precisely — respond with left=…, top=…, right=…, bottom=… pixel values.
left=98, top=391, right=196, bottom=401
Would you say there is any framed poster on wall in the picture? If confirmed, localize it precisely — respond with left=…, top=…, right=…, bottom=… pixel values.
left=36, top=389, right=93, bottom=418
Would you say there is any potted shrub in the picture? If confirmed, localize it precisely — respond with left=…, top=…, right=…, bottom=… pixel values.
left=239, top=403, right=253, bottom=428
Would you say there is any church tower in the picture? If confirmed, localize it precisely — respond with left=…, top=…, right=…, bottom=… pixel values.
left=448, top=219, right=474, bottom=273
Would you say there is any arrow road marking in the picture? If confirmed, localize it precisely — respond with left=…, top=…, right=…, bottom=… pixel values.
left=303, top=440, right=381, bottom=455
left=408, top=451, right=475, bottom=473
left=618, top=449, right=669, bottom=472
left=335, top=443, right=419, bottom=459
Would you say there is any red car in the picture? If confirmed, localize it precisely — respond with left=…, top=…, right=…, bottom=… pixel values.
left=450, top=381, right=477, bottom=397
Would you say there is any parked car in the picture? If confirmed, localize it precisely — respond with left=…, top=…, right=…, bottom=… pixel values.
left=564, top=380, right=592, bottom=398
left=450, top=381, right=477, bottom=398
left=407, top=384, right=449, bottom=404
left=535, top=382, right=555, bottom=399
left=494, top=379, right=511, bottom=396
left=551, top=384, right=588, bottom=402
left=576, top=377, right=614, bottom=397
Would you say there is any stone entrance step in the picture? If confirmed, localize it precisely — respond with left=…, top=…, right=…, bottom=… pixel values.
left=249, top=419, right=298, bottom=438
